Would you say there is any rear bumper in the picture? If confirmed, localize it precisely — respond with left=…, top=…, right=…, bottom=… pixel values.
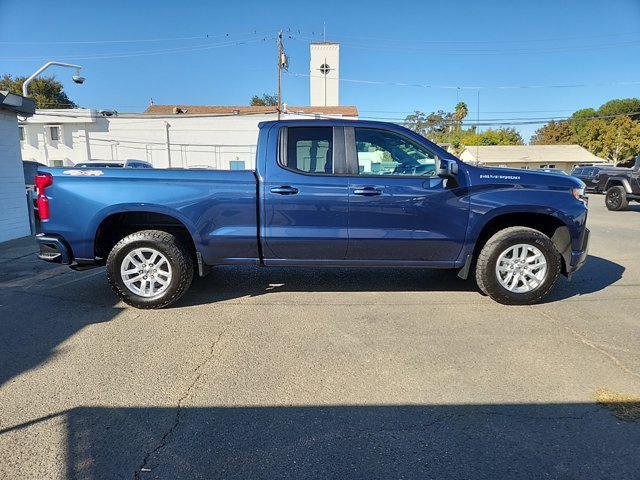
left=567, top=228, right=589, bottom=277
left=37, top=234, right=72, bottom=264
left=36, top=234, right=98, bottom=270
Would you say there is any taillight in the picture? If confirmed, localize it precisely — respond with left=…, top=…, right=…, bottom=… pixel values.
left=35, top=173, right=53, bottom=221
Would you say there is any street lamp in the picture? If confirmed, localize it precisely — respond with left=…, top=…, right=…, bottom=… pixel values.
left=22, top=61, right=85, bottom=97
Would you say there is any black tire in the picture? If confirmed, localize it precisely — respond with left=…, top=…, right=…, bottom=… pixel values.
left=106, top=230, right=194, bottom=309
left=605, top=186, right=628, bottom=211
left=475, top=227, right=561, bottom=305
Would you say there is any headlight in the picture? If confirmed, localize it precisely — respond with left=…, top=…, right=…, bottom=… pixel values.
left=573, top=187, right=588, bottom=206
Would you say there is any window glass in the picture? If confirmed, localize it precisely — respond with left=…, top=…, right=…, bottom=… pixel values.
left=354, top=128, right=436, bottom=176
left=229, top=160, right=246, bottom=170
left=19, top=126, right=25, bottom=141
left=285, top=127, right=333, bottom=174
left=49, top=126, right=60, bottom=141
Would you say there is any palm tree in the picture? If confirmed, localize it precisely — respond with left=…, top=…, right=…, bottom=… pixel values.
left=453, top=102, right=468, bottom=128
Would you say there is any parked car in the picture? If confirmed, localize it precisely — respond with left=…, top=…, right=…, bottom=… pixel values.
left=540, top=168, right=569, bottom=175
left=34, top=120, right=589, bottom=308
left=73, top=160, right=153, bottom=169
left=603, top=155, right=640, bottom=211
left=571, top=165, right=628, bottom=193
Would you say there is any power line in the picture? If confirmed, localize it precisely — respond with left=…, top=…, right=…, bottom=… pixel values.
left=0, top=28, right=280, bottom=46
left=0, top=35, right=276, bottom=61
left=286, top=71, right=640, bottom=90
left=289, top=33, right=640, bottom=55
left=300, top=28, right=640, bottom=46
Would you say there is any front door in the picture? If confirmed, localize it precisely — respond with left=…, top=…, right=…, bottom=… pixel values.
left=262, top=126, right=349, bottom=262
left=345, top=126, right=469, bottom=264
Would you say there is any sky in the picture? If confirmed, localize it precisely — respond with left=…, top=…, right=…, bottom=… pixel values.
left=1, top=0, right=640, bottom=141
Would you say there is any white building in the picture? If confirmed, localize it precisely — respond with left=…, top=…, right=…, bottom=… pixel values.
left=20, top=42, right=355, bottom=169
left=0, top=91, right=35, bottom=242
left=459, top=144, right=606, bottom=173
left=310, top=42, right=339, bottom=106
left=19, top=105, right=358, bottom=169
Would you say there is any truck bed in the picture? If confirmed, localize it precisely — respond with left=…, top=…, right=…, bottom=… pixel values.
left=38, top=167, right=259, bottom=265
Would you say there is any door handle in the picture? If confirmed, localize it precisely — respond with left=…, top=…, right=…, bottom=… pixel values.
left=270, top=185, right=299, bottom=195
left=353, top=187, right=382, bottom=196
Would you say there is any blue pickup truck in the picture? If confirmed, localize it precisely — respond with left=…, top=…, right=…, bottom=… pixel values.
left=35, top=120, right=589, bottom=308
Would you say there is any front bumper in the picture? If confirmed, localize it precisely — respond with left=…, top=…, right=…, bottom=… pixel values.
left=567, top=228, right=589, bottom=277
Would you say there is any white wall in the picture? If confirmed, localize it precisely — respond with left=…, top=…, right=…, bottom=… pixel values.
left=20, top=110, right=355, bottom=169
left=0, top=109, right=31, bottom=242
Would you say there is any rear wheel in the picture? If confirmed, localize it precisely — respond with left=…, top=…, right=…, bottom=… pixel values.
left=605, top=186, right=628, bottom=211
left=106, top=230, right=194, bottom=309
left=475, top=227, right=561, bottom=305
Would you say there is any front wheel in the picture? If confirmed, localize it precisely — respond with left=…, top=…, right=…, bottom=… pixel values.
left=106, top=230, right=194, bottom=309
left=475, top=227, right=561, bottom=305
left=605, top=186, right=628, bottom=211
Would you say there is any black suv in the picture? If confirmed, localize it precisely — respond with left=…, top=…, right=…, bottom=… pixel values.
left=603, top=155, right=640, bottom=210
left=571, top=165, right=626, bottom=193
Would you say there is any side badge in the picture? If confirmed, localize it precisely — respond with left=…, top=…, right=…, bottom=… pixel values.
left=62, top=169, right=104, bottom=176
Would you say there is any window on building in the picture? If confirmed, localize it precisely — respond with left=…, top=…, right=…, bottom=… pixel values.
left=229, top=160, right=246, bottom=170
left=51, top=160, right=64, bottom=167
left=49, top=126, right=60, bottom=142
left=19, top=126, right=25, bottom=142
left=540, top=164, right=556, bottom=169
left=283, top=127, right=333, bottom=174
left=354, top=128, right=436, bottom=176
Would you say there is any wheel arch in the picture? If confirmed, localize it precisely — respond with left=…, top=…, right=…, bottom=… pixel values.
left=92, top=206, right=199, bottom=264
left=605, top=177, right=632, bottom=193
left=468, top=210, right=572, bottom=277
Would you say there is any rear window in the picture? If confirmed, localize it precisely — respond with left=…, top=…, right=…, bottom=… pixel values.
left=283, top=127, right=333, bottom=174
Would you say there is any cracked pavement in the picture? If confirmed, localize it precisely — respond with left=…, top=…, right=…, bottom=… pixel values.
left=1, top=200, right=640, bottom=479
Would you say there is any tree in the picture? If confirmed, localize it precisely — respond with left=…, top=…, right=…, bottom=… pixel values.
left=403, top=111, right=431, bottom=137
left=453, top=102, right=468, bottom=126
left=597, top=98, right=640, bottom=120
left=530, top=120, right=577, bottom=145
left=461, top=127, right=524, bottom=146
left=580, top=117, right=640, bottom=163
left=250, top=93, right=278, bottom=106
left=403, top=110, right=455, bottom=139
left=570, top=108, right=598, bottom=139
left=0, top=74, right=76, bottom=109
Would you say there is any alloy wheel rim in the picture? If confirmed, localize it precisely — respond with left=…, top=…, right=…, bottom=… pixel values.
left=495, top=243, right=547, bottom=293
left=608, top=190, right=620, bottom=207
left=120, top=247, right=172, bottom=297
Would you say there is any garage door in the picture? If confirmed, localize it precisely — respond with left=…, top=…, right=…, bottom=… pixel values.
left=0, top=109, right=30, bottom=242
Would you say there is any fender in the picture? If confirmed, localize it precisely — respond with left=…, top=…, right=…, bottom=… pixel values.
left=605, top=176, right=632, bottom=194
left=456, top=201, right=585, bottom=273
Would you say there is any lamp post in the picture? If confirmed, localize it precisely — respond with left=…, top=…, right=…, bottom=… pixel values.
left=22, top=61, right=84, bottom=97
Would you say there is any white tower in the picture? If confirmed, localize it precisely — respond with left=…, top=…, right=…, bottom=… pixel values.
left=310, top=42, right=339, bottom=106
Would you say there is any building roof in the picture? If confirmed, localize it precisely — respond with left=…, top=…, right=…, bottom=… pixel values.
left=143, top=105, right=358, bottom=116
left=460, top=144, right=604, bottom=164
left=0, top=91, right=35, bottom=116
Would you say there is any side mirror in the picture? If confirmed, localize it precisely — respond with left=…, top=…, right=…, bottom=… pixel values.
left=436, top=157, right=459, bottom=187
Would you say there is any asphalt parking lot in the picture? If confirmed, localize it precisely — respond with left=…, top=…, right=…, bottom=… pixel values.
left=1, top=199, right=639, bottom=479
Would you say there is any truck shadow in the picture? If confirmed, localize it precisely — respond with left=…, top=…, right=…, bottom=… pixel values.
left=0, top=238, right=123, bottom=387
left=1, top=401, right=638, bottom=479
left=180, top=254, right=623, bottom=307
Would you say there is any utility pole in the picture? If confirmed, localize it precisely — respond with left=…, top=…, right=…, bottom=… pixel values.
left=476, top=89, right=480, bottom=166
left=277, top=30, right=283, bottom=120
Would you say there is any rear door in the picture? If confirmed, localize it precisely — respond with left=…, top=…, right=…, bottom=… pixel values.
left=262, top=126, right=349, bottom=262
left=345, top=126, right=469, bottom=263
